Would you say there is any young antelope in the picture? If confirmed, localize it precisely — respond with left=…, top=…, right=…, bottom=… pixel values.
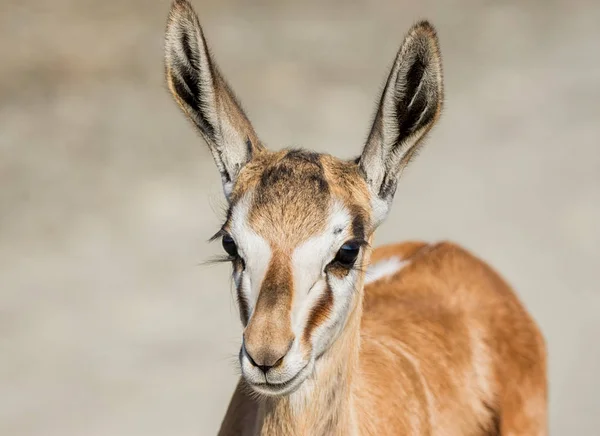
left=164, top=1, right=547, bottom=434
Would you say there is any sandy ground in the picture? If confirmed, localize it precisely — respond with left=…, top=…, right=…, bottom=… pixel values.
left=1, top=0, right=599, bottom=434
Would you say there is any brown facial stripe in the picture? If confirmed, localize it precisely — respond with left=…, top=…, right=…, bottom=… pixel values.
left=230, top=258, right=250, bottom=325
left=237, top=288, right=250, bottom=325
left=257, top=254, right=293, bottom=310
left=303, top=279, right=334, bottom=344
left=243, top=254, right=295, bottom=364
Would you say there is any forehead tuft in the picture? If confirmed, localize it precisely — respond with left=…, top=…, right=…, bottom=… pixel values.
left=229, top=149, right=372, bottom=247
left=256, top=150, right=329, bottom=203
left=252, top=150, right=330, bottom=244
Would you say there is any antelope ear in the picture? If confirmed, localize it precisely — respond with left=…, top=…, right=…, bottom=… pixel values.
left=164, top=0, right=264, bottom=199
left=359, top=21, right=443, bottom=225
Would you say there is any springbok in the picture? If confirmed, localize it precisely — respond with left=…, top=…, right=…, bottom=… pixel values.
left=164, top=1, right=547, bottom=434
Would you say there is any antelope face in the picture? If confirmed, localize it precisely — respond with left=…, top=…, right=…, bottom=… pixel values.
left=219, top=150, right=373, bottom=395
left=165, top=0, right=443, bottom=396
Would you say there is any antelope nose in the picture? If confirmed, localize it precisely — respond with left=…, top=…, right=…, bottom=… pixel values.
left=243, top=340, right=293, bottom=373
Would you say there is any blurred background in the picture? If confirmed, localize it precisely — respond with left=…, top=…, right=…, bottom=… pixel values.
left=1, top=0, right=599, bottom=434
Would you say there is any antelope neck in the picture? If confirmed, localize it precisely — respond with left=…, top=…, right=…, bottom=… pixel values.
left=257, top=287, right=364, bottom=436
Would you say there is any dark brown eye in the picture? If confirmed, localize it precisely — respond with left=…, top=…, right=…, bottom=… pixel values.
left=333, top=241, right=360, bottom=268
left=222, top=235, right=238, bottom=258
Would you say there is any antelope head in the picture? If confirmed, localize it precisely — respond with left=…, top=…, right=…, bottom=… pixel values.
left=165, top=0, right=443, bottom=396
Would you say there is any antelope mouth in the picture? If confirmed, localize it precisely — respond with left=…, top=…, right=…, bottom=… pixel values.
left=248, top=363, right=310, bottom=396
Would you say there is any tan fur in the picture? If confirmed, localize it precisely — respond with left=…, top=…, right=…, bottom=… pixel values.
left=225, top=151, right=372, bottom=357
left=163, top=2, right=547, bottom=434
left=243, top=254, right=295, bottom=367
left=219, top=242, right=547, bottom=435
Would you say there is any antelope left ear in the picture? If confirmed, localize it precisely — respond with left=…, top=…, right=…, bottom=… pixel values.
left=359, top=21, right=443, bottom=225
left=164, top=0, right=264, bottom=199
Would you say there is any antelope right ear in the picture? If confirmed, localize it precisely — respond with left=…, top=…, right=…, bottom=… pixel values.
left=359, top=21, right=443, bottom=226
left=164, top=0, right=264, bottom=199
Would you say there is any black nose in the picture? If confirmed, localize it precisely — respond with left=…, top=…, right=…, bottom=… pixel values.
left=243, top=343, right=289, bottom=374
left=256, top=364, right=272, bottom=374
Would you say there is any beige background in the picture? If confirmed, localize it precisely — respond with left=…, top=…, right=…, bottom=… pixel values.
left=1, top=0, right=599, bottom=434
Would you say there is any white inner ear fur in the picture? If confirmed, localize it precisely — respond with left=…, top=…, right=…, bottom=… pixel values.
left=165, top=13, right=254, bottom=200
left=370, top=193, right=391, bottom=229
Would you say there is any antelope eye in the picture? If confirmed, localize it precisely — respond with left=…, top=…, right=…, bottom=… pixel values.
left=333, top=241, right=360, bottom=268
left=222, top=235, right=238, bottom=257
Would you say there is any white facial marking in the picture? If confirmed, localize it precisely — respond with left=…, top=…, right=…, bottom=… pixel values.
left=235, top=197, right=365, bottom=396
left=291, top=200, right=351, bottom=331
left=290, top=201, right=352, bottom=330
left=318, top=268, right=359, bottom=351
left=364, top=256, right=408, bottom=285
left=229, top=193, right=272, bottom=319
left=290, top=200, right=360, bottom=360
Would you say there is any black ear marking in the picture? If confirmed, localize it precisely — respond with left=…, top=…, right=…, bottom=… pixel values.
left=180, top=31, right=197, bottom=68
left=358, top=21, right=443, bottom=219
left=171, top=67, right=217, bottom=140
left=404, top=56, right=426, bottom=97
left=246, top=138, right=254, bottom=160
left=165, top=0, right=264, bottom=199
left=377, top=176, right=397, bottom=201
left=169, top=27, right=216, bottom=141
left=220, top=160, right=232, bottom=183
left=394, top=56, right=428, bottom=148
